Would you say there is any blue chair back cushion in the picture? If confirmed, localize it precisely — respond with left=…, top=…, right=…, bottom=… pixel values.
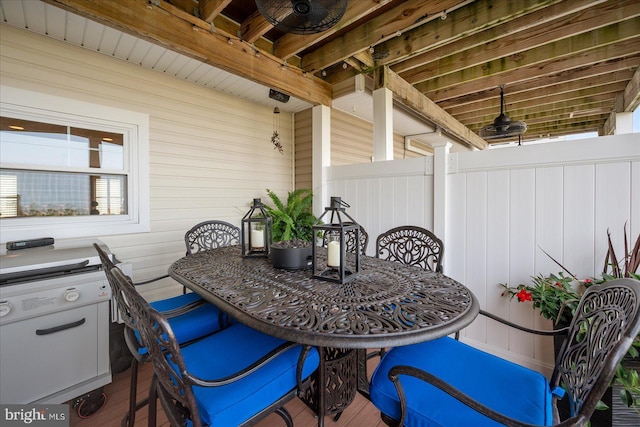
left=136, top=293, right=224, bottom=355
left=370, top=337, right=554, bottom=427
left=171, top=323, right=320, bottom=426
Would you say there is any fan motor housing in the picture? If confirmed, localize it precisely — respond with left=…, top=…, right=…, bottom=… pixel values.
left=256, top=0, right=348, bottom=35
left=293, top=0, right=311, bottom=16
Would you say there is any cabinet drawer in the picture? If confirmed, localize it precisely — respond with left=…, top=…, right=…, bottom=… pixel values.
left=0, top=304, right=100, bottom=403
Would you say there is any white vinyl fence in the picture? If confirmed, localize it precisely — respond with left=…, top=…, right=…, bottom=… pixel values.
left=328, top=133, right=640, bottom=374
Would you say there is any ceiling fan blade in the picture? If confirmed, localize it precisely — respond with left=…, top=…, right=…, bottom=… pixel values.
left=258, top=0, right=347, bottom=34
left=309, top=3, right=329, bottom=26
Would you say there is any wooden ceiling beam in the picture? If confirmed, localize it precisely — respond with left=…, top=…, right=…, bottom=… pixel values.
left=199, top=0, right=232, bottom=22
left=622, top=65, right=640, bottom=112
left=454, top=84, right=625, bottom=122
left=240, top=9, right=277, bottom=44
left=472, top=114, right=609, bottom=131
left=375, top=67, right=488, bottom=150
left=417, top=35, right=640, bottom=102
left=411, top=18, right=640, bottom=92
left=41, top=0, right=332, bottom=106
left=401, top=1, right=638, bottom=85
left=462, top=101, right=615, bottom=130
left=445, top=72, right=632, bottom=115
left=435, top=55, right=640, bottom=107
left=382, top=0, right=574, bottom=72
left=273, top=0, right=395, bottom=60
left=353, top=51, right=375, bottom=69
left=165, top=0, right=198, bottom=16
left=525, top=109, right=612, bottom=126
left=299, top=0, right=461, bottom=73
left=478, top=119, right=605, bottom=143
left=463, top=100, right=614, bottom=128
left=602, top=66, right=640, bottom=134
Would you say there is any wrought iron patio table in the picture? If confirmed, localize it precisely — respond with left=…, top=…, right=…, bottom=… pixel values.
left=168, top=245, right=479, bottom=426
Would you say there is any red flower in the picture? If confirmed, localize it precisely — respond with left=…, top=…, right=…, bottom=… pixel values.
left=583, top=278, right=592, bottom=284
left=516, top=289, right=532, bottom=302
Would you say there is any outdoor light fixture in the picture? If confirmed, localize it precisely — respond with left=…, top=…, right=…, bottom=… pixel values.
left=268, top=88, right=290, bottom=103
left=312, top=196, right=360, bottom=284
left=241, top=198, right=272, bottom=258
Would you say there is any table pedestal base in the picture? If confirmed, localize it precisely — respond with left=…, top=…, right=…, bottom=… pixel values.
left=299, top=347, right=358, bottom=427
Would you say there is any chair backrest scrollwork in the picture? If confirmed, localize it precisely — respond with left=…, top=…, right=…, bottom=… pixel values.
left=375, top=226, right=444, bottom=273
left=185, top=220, right=240, bottom=255
left=551, top=278, right=640, bottom=420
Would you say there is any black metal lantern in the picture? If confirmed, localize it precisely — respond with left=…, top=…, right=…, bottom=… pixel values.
left=312, top=196, right=360, bottom=284
left=241, top=198, right=272, bottom=258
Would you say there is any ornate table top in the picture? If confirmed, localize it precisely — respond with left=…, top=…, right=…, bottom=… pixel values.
left=169, top=245, right=478, bottom=348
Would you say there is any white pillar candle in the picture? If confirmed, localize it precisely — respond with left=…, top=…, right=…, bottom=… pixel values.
left=327, top=240, right=341, bottom=267
left=251, top=229, right=264, bottom=249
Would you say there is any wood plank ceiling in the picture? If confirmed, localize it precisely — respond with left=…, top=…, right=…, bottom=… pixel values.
left=20, top=1, right=640, bottom=147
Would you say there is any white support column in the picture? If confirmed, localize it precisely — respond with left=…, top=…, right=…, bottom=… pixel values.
left=615, top=112, right=633, bottom=134
left=312, top=104, right=331, bottom=217
left=432, top=141, right=451, bottom=247
left=372, top=87, right=394, bottom=162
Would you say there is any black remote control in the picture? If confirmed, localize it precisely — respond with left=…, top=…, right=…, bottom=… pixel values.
left=6, top=237, right=55, bottom=251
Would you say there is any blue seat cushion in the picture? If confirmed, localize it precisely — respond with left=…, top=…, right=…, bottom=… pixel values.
left=136, top=293, right=225, bottom=354
left=370, top=337, right=554, bottom=427
left=171, top=323, right=319, bottom=427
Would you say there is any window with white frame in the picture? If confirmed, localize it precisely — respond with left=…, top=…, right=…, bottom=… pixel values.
left=0, top=86, right=149, bottom=242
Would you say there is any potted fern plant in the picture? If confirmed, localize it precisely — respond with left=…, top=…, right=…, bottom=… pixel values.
left=263, top=188, right=318, bottom=269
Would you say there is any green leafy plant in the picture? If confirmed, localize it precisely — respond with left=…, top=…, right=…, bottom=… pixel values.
left=501, top=272, right=585, bottom=327
left=264, top=188, right=318, bottom=243
left=598, top=225, right=640, bottom=409
left=501, top=225, right=640, bottom=410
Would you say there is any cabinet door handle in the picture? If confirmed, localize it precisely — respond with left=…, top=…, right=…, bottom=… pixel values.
left=36, top=318, right=86, bottom=335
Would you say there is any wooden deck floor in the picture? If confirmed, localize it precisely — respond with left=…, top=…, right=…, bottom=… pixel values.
left=68, top=357, right=386, bottom=427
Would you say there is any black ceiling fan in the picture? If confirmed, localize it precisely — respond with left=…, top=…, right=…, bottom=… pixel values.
left=479, top=86, right=527, bottom=143
left=255, top=0, right=348, bottom=35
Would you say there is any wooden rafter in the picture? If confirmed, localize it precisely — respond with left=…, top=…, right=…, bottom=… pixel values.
left=436, top=55, right=640, bottom=108
left=240, top=9, right=277, bottom=44
left=299, top=0, right=461, bottom=73
left=402, top=3, right=640, bottom=85
left=418, top=37, right=640, bottom=101
left=17, top=0, right=638, bottom=143
left=273, top=0, right=395, bottom=60
left=382, top=0, right=574, bottom=72
left=41, top=0, right=332, bottom=106
left=375, top=66, right=488, bottom=151
left=199, top=0, right=232, bottom=22
left=455, top=84, right=626, bottom=123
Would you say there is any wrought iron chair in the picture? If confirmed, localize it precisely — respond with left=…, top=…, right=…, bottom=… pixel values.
left=376, top=225, right=444, bottom=273
left=184, top=220, right=240, bottom=255
left=370, top=278, right=640, bottom=427
left=321, top=224, right=369, bottom=255
left=183, top=220, right=241, bottom=294
left=94, top=244, right=227, bottom=427
left=371, top=226, right=444, bottom=359
left=109, top=266, right=320, bottom=427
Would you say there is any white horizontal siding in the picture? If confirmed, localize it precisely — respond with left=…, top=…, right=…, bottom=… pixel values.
left=0, top=24, right=293, bottom=301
